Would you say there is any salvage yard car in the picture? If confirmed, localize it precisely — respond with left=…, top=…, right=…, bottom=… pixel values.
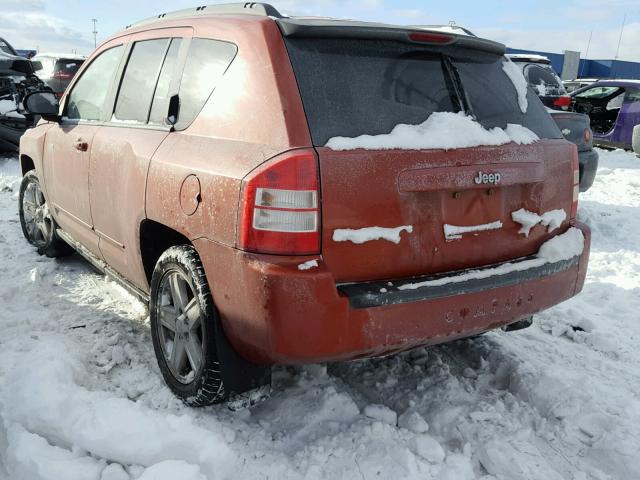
left=507, top=54, right=598, bottom=191
left=18, top=2, right=590, bottom=406
left=0, top=37, right=50, bottom=152
left=32, top=53, right=86, bottom=98
left=571, top=80, right=640, bottom=151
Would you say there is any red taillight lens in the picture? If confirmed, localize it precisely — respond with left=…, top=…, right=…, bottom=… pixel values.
left=409, top=32, right=453, bottom=44
left=571, top=151, right=579, bottom=218
left=239, top=149, right=320, bottom=255
left=553, top=96, right=572, bottom=108
left=583, top=127, right=593, bottom=143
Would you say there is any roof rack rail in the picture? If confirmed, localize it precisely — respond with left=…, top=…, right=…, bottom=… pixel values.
left=125, top=2, right=283, bottom=29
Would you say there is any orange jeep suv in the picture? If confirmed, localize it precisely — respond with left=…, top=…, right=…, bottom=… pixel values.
left=19, top=3, right=590, bottom=406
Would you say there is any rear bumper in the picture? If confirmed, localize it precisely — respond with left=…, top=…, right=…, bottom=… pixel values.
left=578, top=148, right=598, bottom=192
left=195, top=221, right=591, bottom=365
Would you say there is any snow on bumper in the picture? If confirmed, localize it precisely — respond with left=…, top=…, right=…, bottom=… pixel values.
left=195, top=222, right=590, bottom=365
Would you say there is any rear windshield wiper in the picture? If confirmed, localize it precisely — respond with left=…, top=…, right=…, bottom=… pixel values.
left=442, top=55, right=471, bottom=116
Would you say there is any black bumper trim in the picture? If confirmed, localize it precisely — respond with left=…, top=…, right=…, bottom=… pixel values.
left=337, top=255, right=580, bottom=309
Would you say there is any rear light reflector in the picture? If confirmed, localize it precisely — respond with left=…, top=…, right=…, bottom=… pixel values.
left=239, top=149, right=321, bottom=255
left=553, top=96, right=572, bottom=108
left=409, top=32, right=454, bottom=44
left=571, top=152, right=579, bottom=218
left=253, top=208, right=317, bottom=233
left=583, top=127, right=592, bottom=143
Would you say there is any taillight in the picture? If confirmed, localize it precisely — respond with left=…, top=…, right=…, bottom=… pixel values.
left=583, top=127, right=593, bottom=143
left=52, top=72, right=72, bottom=80
left=571, top=151, right=579, bottom=218
left=553, top=96, right=572, bottom=109
left=409, top=32, right=454, bottom=44
left=239, top=149, right=320, bottom=255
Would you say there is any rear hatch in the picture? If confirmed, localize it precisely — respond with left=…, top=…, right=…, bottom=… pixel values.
left=281, top=24, right=573, bottom=283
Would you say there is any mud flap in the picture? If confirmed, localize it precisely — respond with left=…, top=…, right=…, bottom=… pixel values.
left=213, top=316, right=272, bottom=398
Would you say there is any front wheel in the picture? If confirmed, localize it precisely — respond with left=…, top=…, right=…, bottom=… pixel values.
left=18, top=170, right=72, bottom=257
left=149, top=245, right=226, bottom=406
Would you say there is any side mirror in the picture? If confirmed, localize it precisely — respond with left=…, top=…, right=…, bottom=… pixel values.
left=24, top=91, right=60, bottom=122
left=31, top=60, right=43, bottom=72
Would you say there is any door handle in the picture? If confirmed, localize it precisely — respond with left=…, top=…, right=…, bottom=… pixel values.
left=74, top=138, right=89, bottom=152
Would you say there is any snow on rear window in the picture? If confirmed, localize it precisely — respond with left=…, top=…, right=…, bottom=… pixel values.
left=325, top=112, right=539, bottom=151
left=284, top=38, right=560, bottom=146
left=502, top=59, right=528, bottom=114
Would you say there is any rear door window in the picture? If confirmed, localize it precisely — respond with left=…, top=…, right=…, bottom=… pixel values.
left=175, top=38, right=237, bottom=130
left=149, top=38, right=182, bottom=125
left=66, top=46, right=124, bottom=121
left=114, top=39, right=170, bottom=123
left=284, top=38, right=560, bottom=146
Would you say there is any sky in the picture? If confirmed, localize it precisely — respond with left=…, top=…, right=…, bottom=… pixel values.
left=1, top=0, right=639, bottom=62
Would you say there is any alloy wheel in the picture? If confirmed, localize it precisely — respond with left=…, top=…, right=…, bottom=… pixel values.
left=22, top=179, right=52, bottom=247
left=156, top=270, right=205, bottom=384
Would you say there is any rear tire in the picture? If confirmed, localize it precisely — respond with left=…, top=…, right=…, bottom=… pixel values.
left=149, top=245, right=226, bottom=406
left=18, top=170, right=73, bottom=257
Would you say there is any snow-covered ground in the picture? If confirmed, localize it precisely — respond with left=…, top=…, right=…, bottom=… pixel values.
left=1, top=149, right=639, bottom=480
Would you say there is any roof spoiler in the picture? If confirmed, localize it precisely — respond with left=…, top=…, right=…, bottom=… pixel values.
left=126, top=2, right=283, bottom=29
left=276, top=19, right=506, bottom=56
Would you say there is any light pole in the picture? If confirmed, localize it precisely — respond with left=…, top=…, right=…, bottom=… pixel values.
left=92, top=18, right=98, bottom=48
left=614, top=13, right=626, bottom=60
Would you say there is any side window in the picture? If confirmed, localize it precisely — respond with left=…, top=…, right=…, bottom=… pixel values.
left=149, top=38, right=182, bottom=125
left=66, top=46, right=124, bottom=121
left=175, top=38, right=237, bottom=130
left=114, top=39, right=171, bottom=123
left=624, top=88, right=640, bottom=103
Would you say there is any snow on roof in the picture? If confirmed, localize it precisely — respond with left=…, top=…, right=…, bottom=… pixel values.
left=33, top=53, right=86, bottom=60
left=506, top=54, right=551, bottom=63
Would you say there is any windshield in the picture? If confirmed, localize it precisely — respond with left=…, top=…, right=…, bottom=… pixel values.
left=0, top=38, right=16, bottom=56
left=284, top=38, right=560, bottom=146
left=523, top=64, right=566, bottom=97
left=576, top=86, right=622, bottom=99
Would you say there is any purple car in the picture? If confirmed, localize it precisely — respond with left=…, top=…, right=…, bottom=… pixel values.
left=571, top=80, right=640, bottom=150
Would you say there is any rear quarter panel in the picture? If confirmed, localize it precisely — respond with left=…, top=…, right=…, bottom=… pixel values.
left=145, top=18, right=311, bottom=246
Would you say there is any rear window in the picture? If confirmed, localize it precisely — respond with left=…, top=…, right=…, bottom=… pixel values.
left=522, top=64, right=566, bottom=97
left=284, top=38, right=560, bottom=146
left=54, top=58, right=84, bottom=76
